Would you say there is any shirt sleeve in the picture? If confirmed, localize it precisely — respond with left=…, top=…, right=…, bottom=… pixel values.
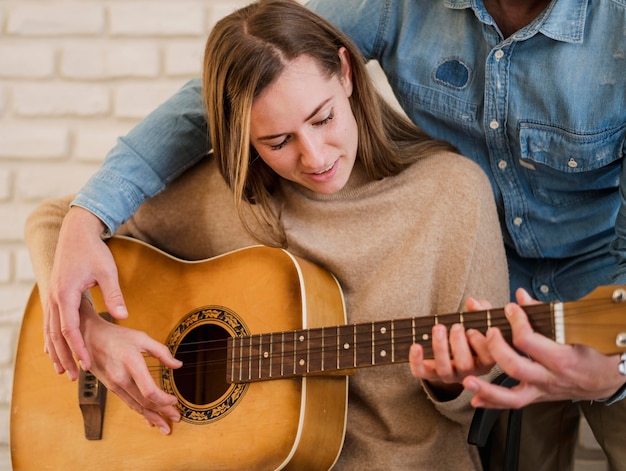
left=71, top=79, right=209, bottom=234
left=306, top=0, right=385, bottom=61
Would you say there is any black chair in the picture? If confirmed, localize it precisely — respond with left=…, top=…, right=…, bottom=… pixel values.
left=468, top=373, right=522, bottom=471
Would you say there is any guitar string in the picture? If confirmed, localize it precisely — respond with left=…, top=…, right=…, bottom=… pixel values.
left=140, top=300, right=617, bottom=377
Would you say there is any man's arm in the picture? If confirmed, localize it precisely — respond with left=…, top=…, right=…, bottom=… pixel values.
left=72, top=79, right=209, bottom=234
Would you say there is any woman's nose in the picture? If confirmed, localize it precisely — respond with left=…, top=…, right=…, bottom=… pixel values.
left=298, top=132, right=326, bottom=169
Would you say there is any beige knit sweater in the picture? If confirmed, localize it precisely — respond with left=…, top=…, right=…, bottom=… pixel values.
left=25, top=151, right=509, bottom=470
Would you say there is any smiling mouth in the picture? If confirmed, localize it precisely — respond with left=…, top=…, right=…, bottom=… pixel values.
left=312, top=161, right=335, bottom=175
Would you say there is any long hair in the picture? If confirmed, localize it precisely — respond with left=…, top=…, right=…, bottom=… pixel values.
left=202, top=0, right=454, bottom=246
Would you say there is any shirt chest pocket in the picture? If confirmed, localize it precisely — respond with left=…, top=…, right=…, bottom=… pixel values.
left=518, top=122, right=625, bottom=208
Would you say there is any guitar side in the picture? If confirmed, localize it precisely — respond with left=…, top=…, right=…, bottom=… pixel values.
left=11, top=237, right=348, bottom=470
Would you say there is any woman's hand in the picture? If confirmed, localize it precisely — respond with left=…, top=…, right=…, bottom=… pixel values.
left=79, top=296, right=183, bottom=434
left=409, top=298, right=497, bottom=398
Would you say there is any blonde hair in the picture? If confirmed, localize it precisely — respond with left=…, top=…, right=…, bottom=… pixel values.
left=203, top=0, right=454, bottom=246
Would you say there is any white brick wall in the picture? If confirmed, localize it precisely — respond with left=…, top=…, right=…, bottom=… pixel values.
left=0, top=1, right=252, bottom=469
left=0, top=0, right=608, bottom=470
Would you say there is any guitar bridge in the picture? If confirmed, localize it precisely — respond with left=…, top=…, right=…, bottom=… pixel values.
left=78, top=369, right=107, bottom=440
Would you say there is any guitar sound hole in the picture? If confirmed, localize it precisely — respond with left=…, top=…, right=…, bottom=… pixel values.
left=172, top=323, right=230, bottom=406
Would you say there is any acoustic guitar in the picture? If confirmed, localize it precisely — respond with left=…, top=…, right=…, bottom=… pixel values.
left=11, top=236, right=626, bottom=470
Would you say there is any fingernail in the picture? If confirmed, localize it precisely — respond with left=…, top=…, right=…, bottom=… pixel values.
left=53, top=362, right=63, bottom=374
left=116, top=306, right=128, bottom=317
left=159, top=426, right=170, bottom=435
left=465, top=379, right=478, bottom=392
left=78, top=360, right=87, bottom=371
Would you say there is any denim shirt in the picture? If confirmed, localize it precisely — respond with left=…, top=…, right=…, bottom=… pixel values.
left=74, top=0, right=626, bottom=303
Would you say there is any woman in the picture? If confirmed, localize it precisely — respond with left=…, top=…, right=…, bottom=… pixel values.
left=26, top=0, right=509, bottom=468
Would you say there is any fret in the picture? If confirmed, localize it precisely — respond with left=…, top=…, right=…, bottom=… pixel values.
left=354, top=322, right=372, bottom=367
left=463, top=310, right=493, bottom=332
left=337, top=324, right=354, bottom=369
left=228, top=337, right=239, bottom=382
left=307, top=327, right=323, bottom=373
left=268, top=333, right=275, bottom=378
left=321, top=327, right=325, bottom=372
left=335, top=326, right=340, bottom=370
left=249, top=334, right=261, bottom=381
left=323, top=326, right=338, bottom=372
left=236, top=336, right=248, bottom=382
left=295, top=331, right=308, bottom=375
left=392, top=318, right=413, bottom=363
left=259, top=333, right=272, bottom=380
left=373, top=321, right=392, bottom=366
left=279, top=332, right=285, bottom=377
left=391, top=319, right=395, bottom=362
left=282, top=330, right=296, bottom=376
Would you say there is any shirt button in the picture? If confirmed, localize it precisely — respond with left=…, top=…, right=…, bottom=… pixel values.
left=568, top=158, right=578, bottom=168
left=498, top=160, right=507, bottom=170
left=540, top=284, right=550, bottom=295
left=513, top=217, right=523, bottom=226
left=489, top=120, right=500, bottom=130
left=494, top=50, right=504, bottom=61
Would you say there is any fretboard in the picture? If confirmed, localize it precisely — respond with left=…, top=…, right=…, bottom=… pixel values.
left=226, top=305, right=556, bottom=383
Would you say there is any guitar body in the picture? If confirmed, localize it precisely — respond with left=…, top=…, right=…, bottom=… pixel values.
left=11, top=236, right=348, bottom=470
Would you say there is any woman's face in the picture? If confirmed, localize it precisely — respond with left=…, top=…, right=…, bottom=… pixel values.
left=249, top=48, right=358, bottom=194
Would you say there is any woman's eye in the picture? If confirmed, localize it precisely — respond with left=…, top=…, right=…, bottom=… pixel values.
left=315, top=110, right=334, bottom=126
left=270, top=135, right=291, bottom=151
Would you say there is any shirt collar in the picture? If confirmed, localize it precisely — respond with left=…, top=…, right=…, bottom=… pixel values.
left=442, top=0, right=587, bottom=44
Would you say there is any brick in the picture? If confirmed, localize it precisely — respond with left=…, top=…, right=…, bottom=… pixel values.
left=0, top=370, right=12, bottom=405
left=0, top=125, right=69, bottom=159
left=16, top=248, right=34, bottom=283
left=0, top=169, right=11, bottom=201
left=0, top=251, right=9, bottom=284
left=15, top=164, right=97, bottom=201
left=7, top=4, right=105, bottom=36
left=74, top=125, right=135, bottom=162
left=0, top=203, right=35, bottom=242
left=0, top=406, right=9, bottom=445
left=0, top=284, right=32, bottom=324
left=208, top=2, right=251, bottom=29
left=109, top=3, right=205, bottom=36
left=0, top=327, right=15, bottom=366
left=164, top=41, right=205, bottom=76
left=114, top=82, right=187, bottom=119
left=0, top=85, right=5, bottom=116
left=0, top=44, right=55, bottom=79
left=14, top=84, right=110, bottom=117
left=61, top=43, right=160, bottom=79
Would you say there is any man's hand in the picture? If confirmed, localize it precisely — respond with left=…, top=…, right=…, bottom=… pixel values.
left=463, top=288, right=626, bottom=409
left=44, top=206, right=129, bottom=379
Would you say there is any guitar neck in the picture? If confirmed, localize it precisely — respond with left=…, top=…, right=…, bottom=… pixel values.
left=226, top=304, right=557, bottom=383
